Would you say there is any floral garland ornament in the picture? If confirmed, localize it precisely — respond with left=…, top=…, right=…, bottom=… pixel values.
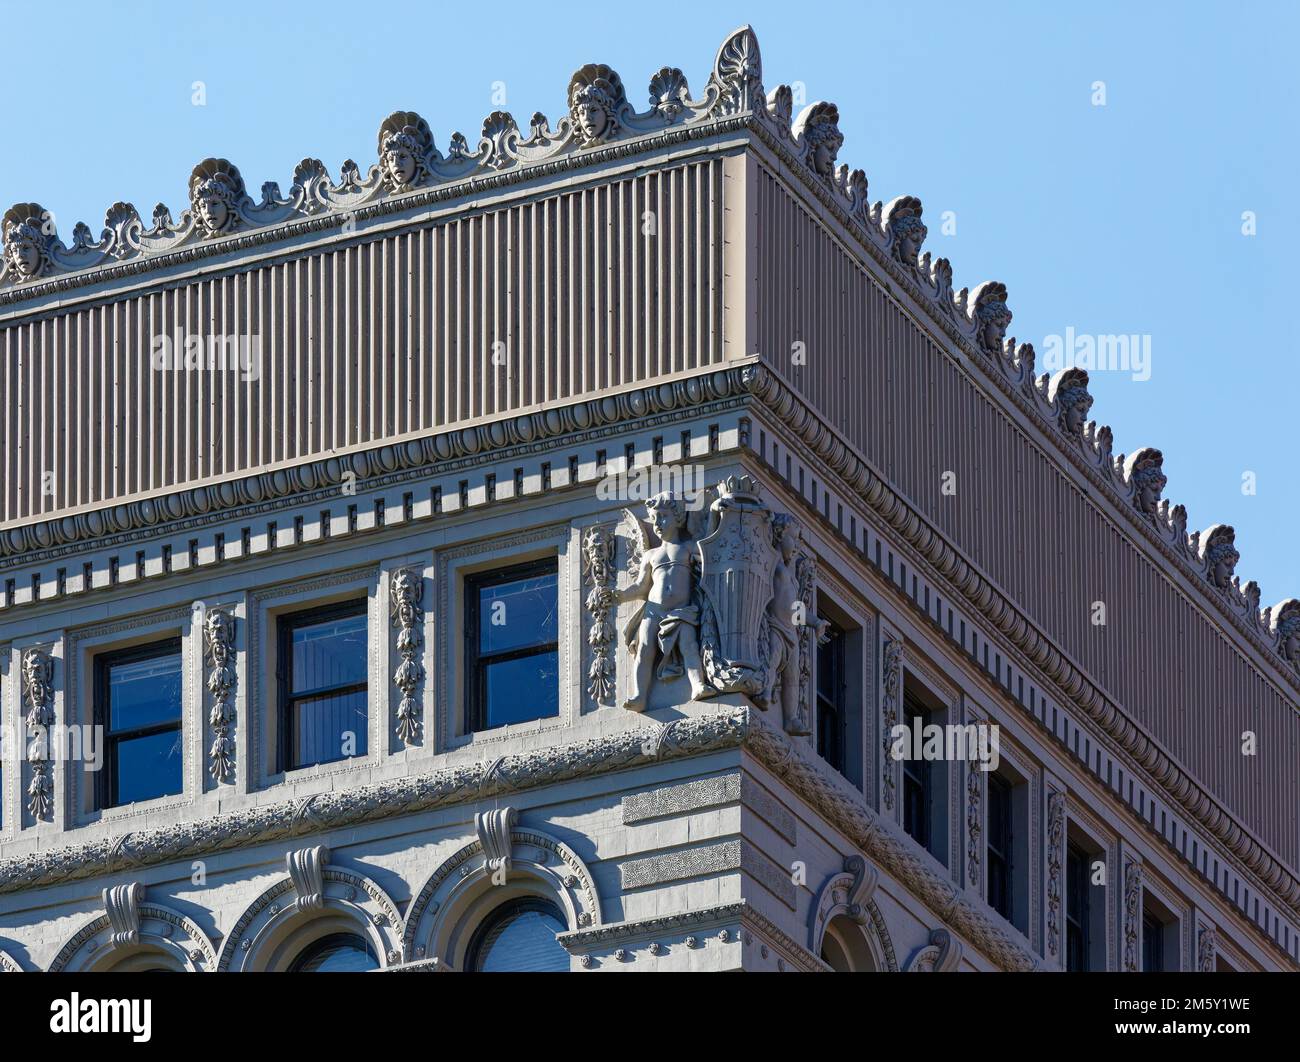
left=391, top=568, right=424, bottom=744
left=203, top=607, right=237, bottom=783
left=582, top=526, right=617, bottom=705
left=21, top=647, right=54, bottom=820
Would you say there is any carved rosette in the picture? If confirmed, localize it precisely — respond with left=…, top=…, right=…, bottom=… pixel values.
left=390, top=567, right=424, bottom=744
left=581, top=526, right=617, bottom=705
left=965, top=768, right=983, bottom=888
left=880, top=639, right=902, bottom=812
left=203, top=607, right=236, bottom=783
left=1123, top=861, right=1143, bottom=972
left=21, top=647, right=54, bottom=821
left=1046, top=791, right=1065, bottom=958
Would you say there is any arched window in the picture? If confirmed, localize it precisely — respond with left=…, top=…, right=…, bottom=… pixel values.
left=288, top=932, right=379, bottom=973
left=465, top=898, right=569, bottom=972
left=819, top=915, right=878, bottom=972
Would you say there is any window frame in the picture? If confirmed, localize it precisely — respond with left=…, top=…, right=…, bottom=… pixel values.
left=1065, top=841, right=1091, bottom=972
left=92, top=637, right=185, bottom=811
left=986, top=772, right=1013, bottom=922
left=464, top=896, right=568, bottom=973
left=275, top=598, right=369, bottom=774
left=815, top=615, right=847, bottom=774
left=287, top=932, right=378, bottom=973
left=901, top=691, right=933, bottom=851
left=464, top=558, right=560, bottom=734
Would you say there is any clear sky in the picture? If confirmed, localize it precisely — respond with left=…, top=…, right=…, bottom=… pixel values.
left=2, top=0, right=1295, bottom=606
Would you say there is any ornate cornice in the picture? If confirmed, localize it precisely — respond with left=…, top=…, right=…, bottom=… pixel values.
left=741, top=365, right=1300, bottom=912
left=0, top=29, right=765, bottom=308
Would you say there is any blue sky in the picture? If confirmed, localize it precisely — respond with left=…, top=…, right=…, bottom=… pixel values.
left=3, top=0, right=1295, bottom=604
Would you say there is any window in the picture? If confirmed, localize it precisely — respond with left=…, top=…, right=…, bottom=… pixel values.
left=277, top=600, right=368, bottom=772
left=1142, top=911, right=1164, bottom=972
left=815, top=618, right=846, bottom=773
left=466, top=898, right=569, bottom=972
left=288, top=933, right=379, bottom=972
left=986, top=773, right=1013, bottom=921
left=1066, top=843, right=1091, bottom=971
left=901, top=693, right=932, bottom=850
left=94, top=639, right=183, bottom=808
left=466, top=560, right=559, bottom=732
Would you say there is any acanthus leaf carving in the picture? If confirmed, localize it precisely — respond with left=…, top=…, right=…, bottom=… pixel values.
left=287, top=844, right=329, bottom=910
left=202, top=605, right=237, bottom=783
left=581, top=525, right=617, bottom=705
left=390, top=566, right=424, bottom=744
left=21, top=646, right=54, bottom=821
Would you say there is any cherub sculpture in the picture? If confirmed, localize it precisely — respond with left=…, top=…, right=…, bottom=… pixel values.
left=608, top=491, right=715, bottom=711
left=761, top=514, right=826, bottom=735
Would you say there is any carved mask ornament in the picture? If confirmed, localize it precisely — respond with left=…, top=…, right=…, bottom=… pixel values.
left=2, top=203, right=53, bottom=280
left=568, top=64, right=625, bottom=146
left=188, top=159, right=246, bottom=237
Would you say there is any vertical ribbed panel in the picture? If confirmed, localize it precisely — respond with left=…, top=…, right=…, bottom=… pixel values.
left=0, top=158, right=724, bottom=524
left=753, top=166, right=1298, bottom=868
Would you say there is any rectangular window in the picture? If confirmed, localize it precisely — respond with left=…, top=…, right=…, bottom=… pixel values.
left=902, top=694, right=932, bottom=850
left=986, top=773, right=1013, bottom=921
left=277, top=600, right=368, bottom=772
left=1142, top=911, right=1164, bottom=972
left=1066, top=843, right=1091, bottom=971
left=815, top=618, right=846, bottom=774
left=94, top=639, right=184, bottom=808
left=466, top=559, right=559, bottom=732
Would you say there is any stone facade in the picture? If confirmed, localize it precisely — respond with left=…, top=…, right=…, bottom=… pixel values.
left=0, top=27, right=1294, bottom=973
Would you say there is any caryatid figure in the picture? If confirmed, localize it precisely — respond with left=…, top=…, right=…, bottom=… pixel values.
left=608, top=492, right=713, bottom=711
left=762, top=515, right=825, bottom=736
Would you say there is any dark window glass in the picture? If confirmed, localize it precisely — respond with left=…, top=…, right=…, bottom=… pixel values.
left=1142, top=911, right=1164, bottom=972
left=1066, top=843, right=1091, bottom=972
left=278, top=600, right=368, bottom=771
left=902, top=694, right=931, bottom=849
left=288, top=933, right=379, bottom=973
left=466, top=560, right=559, bottom=732
left=986, top=773, right=1012, bottom=920
left=815, top=619, right=846, bottom=774
left=94, top=640, right=183, bottom=809
left=467, top=899, right=568, bottom=972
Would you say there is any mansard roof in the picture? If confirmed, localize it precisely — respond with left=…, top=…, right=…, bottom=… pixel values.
left=1, top=25, right=1295, bottom=683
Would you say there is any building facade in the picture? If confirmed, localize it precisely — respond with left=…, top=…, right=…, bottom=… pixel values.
left=0, top=26, right=1297, bottom=973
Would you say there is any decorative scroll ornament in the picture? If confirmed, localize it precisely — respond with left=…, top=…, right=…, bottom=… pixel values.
left=1122, top=447, right=1167, bottom=519
left=880, top=639, right=902, bottom=812
left=968, top=281, right=1013, bottom=356
left=792, top=101, right=843, bottom=182
left=476, top=807, right=518, bottom=880
left=2, top=203, right=55, bottom=281
left=883, top=195, right=927, bottom=271
left=390, top=567, right=424, bottom=743
left=287, top=845, right=329, bottom=910
left=1123, top=861, right=1143, bottom=972
left=1047, top=367, right=1094, bottom=438
left=188, top=158, right=247, bottom=237
left=568, top=64, right=628, bottom=147
left=1198, top=524, right=1240, bottom=591
left=581, top=526, right=617, bottom=704
left=104, top=882, right=145, bottom=947
left=905, top=927, right=963, bottom=972
left=203, top=606, right=237, bottom=783
left=377, top=111, right=436, bottom=191
left=21, top=646, right=54, bottom=821
left=1046, top=791, right=1065, bottom=958
left=966, top=768, right=983, bottom=887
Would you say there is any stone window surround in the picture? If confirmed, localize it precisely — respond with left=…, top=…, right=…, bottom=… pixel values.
left=811, top=572, right=872, bottom=793
left=1064, top=800, right=1120, bottom=971
left=435, top=523, right=573, bottom=754
left=248, top=566, right=381, bottom=793
left=64, top=606, right=198, bottom=831
left=898, top=647, right=962, bottom=876
left=971, top=729, right=1040, bottom=948
left=1140, top=862, right=1192, bottom=972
